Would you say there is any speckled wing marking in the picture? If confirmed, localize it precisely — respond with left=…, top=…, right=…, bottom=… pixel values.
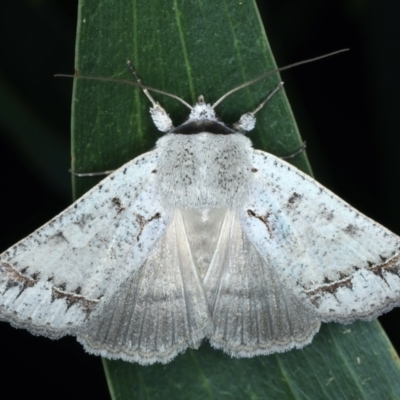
left=243, top=150, right=400, bottom=324
left=0, top=150, right=167, bottom=338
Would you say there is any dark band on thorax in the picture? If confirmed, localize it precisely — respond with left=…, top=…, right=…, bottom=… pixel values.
left=170, top=120, right=236, bottom=134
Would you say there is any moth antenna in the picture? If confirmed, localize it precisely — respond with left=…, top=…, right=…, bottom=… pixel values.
left=55, top=69, right=194, bottom=110
left=212, top=48, right=349, bottom=109
left=125, top=60, right=193, bottom=110
left=126, top=60, right=157, bottom=106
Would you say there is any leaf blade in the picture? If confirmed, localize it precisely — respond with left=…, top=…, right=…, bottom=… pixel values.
left=72, top=0, right=400, bottom=398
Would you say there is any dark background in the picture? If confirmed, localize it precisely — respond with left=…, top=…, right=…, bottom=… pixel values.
left=0, top=1, right=399, bottom=399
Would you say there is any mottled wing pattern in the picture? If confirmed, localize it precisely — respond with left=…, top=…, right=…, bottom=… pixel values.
left=202, top=209, right=320, bottom=357
left=79, top=209, right=212, bottom=364
left=244, top=150, right=400, bottom=323
left=0, top=150, right=168, bottom=338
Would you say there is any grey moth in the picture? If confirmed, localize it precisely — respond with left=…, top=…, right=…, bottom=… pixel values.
left=1, top=62, right=399, bottom=365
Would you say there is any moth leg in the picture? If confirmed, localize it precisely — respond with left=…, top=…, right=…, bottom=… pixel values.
left=251, top=82, right=285, bottom=115
left=280, top=141, right=307, bottom=160
left=232, top=82, right=284, bottom=133
left=69, top=169, right=115, bottom=177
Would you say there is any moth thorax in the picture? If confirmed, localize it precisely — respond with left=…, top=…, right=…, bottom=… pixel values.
left=155, top=133, right=253, bottom=208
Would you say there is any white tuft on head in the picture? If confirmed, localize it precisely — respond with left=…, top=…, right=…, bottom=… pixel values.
left=188, top=96, right=217, bottom=122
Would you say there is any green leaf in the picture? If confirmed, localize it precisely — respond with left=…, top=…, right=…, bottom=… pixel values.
left=72, top=0, right=400, bottom=398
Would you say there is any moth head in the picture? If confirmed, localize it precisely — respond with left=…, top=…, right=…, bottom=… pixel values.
left=187, top=96, right=217, bottom=122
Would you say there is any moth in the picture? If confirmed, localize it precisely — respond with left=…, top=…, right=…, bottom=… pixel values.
left=1, top=56, right=399, bottom=366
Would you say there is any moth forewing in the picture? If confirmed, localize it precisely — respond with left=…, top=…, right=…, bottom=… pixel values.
left=245, top=151, right=400, bottom=322
left=0, top=151, right=164, bottom=338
